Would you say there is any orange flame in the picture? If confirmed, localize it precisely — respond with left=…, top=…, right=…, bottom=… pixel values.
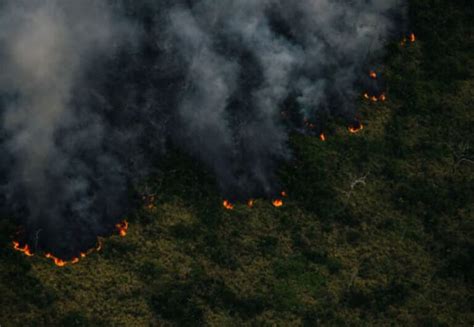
left=409, top=33, right=416, bottom=42
left=12, top=229, right=112, bottom=267
left=369, top=71, right=377, bottom=79
left=43, top=252, right=86, bottom=267
left=364, top=92, right=386, bottom=102
left=272, top=199, right=283, bottom=207
left=281, top=191, right=288, bottom=197
left=348, top=123, right=364, bottom=134
left=223, top=200, right=234, bottom=210
left=45, top=253, right=66, bottom=267
left=319, top=133, right=326, bottom=141
left=12, top=241, right=34, bottom=257
left=247, top=199, right=255, bottom=208
left=116, top=220, right=129, bottom=237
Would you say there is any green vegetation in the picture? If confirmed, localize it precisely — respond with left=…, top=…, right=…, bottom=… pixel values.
left=0, top=0, right=472, bottom=325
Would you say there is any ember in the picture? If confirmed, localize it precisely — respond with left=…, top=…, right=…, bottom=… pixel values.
left=369, top=70, right=377, bottom=79
left=247, top=199, right=255, bottom=208
left=401, top=33, right=416, bottom=46
left=223, top=200, right=234, bottom=210
left=272, top=199, right=284, bottom=207
left=320, top=133, right=326, bottom=141
left=116, top=220, right=129, bottom=237
left=348, top=121, right=364, bottom=134
left=364, top=91, right=387, bottom=103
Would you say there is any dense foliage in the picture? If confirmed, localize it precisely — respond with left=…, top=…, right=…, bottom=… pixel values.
left=0, top=0, right=472, bottom=325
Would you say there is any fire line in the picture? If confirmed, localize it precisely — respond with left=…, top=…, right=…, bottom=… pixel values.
left=12, top=219, right=129, bottom=267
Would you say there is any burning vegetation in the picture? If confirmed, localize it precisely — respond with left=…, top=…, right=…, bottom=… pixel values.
left=401, top=32, right=417, bottom=46
left=116, top=220, right=129, bottom=237
left=223, top=200, right=234, bottom=210
left=363, top=69, right=388, bottom=103
left=12, top=219, right=128, bottom=267
left=364, top=93, right=387, bottom=103
left=272, top=199, right=284, bottom=207
left=222, top=191, right=287, bottom=209
left=8, top=39, right=411, bottom=265
left=348, top=121, right=364, bottom=134
left=1, top=0, right=413, bottom=266
left=12, top=241, right=33, bottom=257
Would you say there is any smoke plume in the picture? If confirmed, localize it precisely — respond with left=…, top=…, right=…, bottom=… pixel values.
left=0, top=0, right=406, bottom=258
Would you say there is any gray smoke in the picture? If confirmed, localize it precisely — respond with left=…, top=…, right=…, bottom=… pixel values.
left=159, top=0, right=406, bottom=197
left=0, top=0, right=137, bottom=257
left=0, top=0, right=406, bottom=258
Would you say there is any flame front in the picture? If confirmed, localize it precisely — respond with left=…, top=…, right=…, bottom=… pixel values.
left=12, top=241, right=34, bottom=256
left=319, top=133, right=326, bottom=141
left=45, top=253, right=66, bottom=267
left=11, top=225, right=120, bottom=267
left=116, top=220, right=129, bottom=237
left=272, top=199, right=284, bottom=207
